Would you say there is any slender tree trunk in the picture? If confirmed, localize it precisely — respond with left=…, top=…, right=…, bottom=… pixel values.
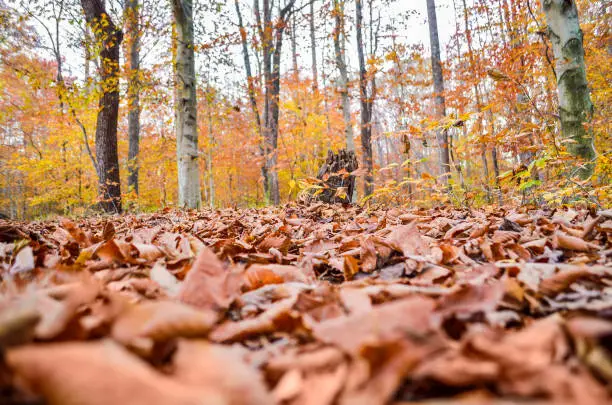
left=207, top=102, right=215, bottom=207
left=291, top=11, right=299, bottom=76
left=542, top=0, right=596, bottom=179
left=355, top=0, right=374, bottom=196
left=426, top=0, right=451, bottom=190
left=266, top=19, right=287, bottom=205
left=126, top=0, right=141, bottom=195
left=333, top=0, right=354, bottom=153
left=309, top=0, right=318, bottom=90
left=80, top=0, right=123, bottom=213
left=258, top=0, right=296, bottom=205
left=235, top=0, right=268, bottom=201
left=172, top=0, right=201, bottom=208
left=461, top=0, right=492, bottom=203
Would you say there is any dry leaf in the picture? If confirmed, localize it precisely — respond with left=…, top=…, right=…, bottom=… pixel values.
left=112, top=301, right=218, bottom=351
left=6, top=341, right=226, bottom=405
left=178, top=247, right=242, bottom=311
left=552, top=231, right=599, bottom=252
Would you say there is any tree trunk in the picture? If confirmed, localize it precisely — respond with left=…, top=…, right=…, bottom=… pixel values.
left=235, top=0, right=268, bottom=201
left=291, top=11, right=299, bottom=76
left=309, top=0, right=318, bottom=90
left=355, top=0, right=374, bottom=196
left=426, top=0, right=451, bottom=190
left=80, top=0, right=123, bottom=214
left=126, top=0, right=140, bottom=195
left=172, top=0, right=201, bottom=208
left=542, top=0, right=596, bottom=179
left=461, top=0, right=491, bottom=202
left=259, top=0, right=296, bottom=205
left=333, top=0, right=354, bottom=153
left=315, top=149, right=358, bottom=204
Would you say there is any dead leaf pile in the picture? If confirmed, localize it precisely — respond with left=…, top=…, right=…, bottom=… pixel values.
left=0, top=204, right=611, bottom=404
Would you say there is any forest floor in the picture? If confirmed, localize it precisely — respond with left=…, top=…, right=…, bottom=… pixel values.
left=1, top=203, right=611, bottom=405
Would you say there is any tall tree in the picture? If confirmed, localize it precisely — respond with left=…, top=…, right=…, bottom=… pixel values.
left=542, top=0, right=596, bottom=179
left=171, top=0, right=201, bottom=208
left=460, top=0, right=491, bottom=202
left=309, top=0, right=318, bottom=89
left=255, top=0, right=298, bottom=204
left=355, top=0, right=374, bottom=196
left=332, top=0, right=354, bottom=152
left=125, top=0, right=141, bottom=195
left=426, top=0, right=451, bottom=189
left=234, top=0, right=267, bottom=200
left=80, top=0, right=123, bottom=213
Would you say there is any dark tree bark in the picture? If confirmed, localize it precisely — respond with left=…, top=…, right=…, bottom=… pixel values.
left=355, top=0, right=374, bottom=196
left=257, top=0, right=297, bottom=205
left=309, top=0, right=318, bottom=90
left=235, top=0, right=268, bottom=200
left=315, top=149, right=358, bottom=204
left=80, top=0, right=123, bottom=213
left=426, top=0, right=451, bottom=190
left=125, top=0, right=141, bottom=195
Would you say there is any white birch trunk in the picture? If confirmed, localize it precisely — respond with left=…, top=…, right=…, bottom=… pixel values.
left=172, top=0, right=201, bottom=208
left=543, top=0, right=596, bottom=179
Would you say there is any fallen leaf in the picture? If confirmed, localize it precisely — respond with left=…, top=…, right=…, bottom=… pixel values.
left=178, top=247, right=242, bottom=311
left=313, top=296, right=436, bottom=354
left=552, top=231, right=599, bottom=252
left=112, top=301, right=218, bottom=352
left=243, top=264, right=314, bottom=291
left=172, top=339, right=273, bottom=405
left=150, top=262, right=181, bottom=297
left=10, top=245, right=35, bottom=274
left=6, top=340, right=226, bottom=405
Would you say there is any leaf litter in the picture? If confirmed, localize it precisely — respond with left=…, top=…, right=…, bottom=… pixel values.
left=0, top=203, right=611, bottom=404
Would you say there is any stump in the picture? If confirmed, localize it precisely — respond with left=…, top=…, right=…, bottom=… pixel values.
left=314, top=149, right=358, bottom=204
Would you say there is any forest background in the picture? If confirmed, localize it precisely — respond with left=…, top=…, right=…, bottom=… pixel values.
left=0, top=0, right=610, bottom=219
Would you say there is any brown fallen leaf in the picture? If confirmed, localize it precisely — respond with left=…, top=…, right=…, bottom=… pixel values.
left=60, top=219, right=90, bottom=247
left=112, top=301, right=218, bottom=352
left=172, top=340, right=273, bottom=405
left=359, top=237, right=378, bottom=272
left=566, top=317, right=612, bottom=382
left=443, top=222, right=472, bottom=240
left=34, top=280, right=102, bottom=340
left=413, top=350, right=500, bottom=387
left=343, top=255, right=360, bottom=280
left=312, top=296, right=436, bottom=354
left=387, top=224, right=431, bottom=257
left=266, top=346, right=346, bottom=379
left=339, top=338, right=440, bottom=405
left=210, top=296, right=303, bottom=343
left=6, top=340, right=226, bottom=405
left=295, top=362, right=348, bottom=405
left=339, top=287, right=372, bottom=315
left=243, top=264, right=315, bottom=291
left=178, top=246, right=242, bottom=311
left=552, top=231, right=599, bottom=252
left=132, top=243, right=164, bottom=262
left=258, top=234, right=292, bottom=255
left=150, top=261, right=182, bottom=297
left=435, top=280, right=506, bottom=320
left=273, top=368, right=303, bottom=402
left=538, top=268, right=593, bottom=297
